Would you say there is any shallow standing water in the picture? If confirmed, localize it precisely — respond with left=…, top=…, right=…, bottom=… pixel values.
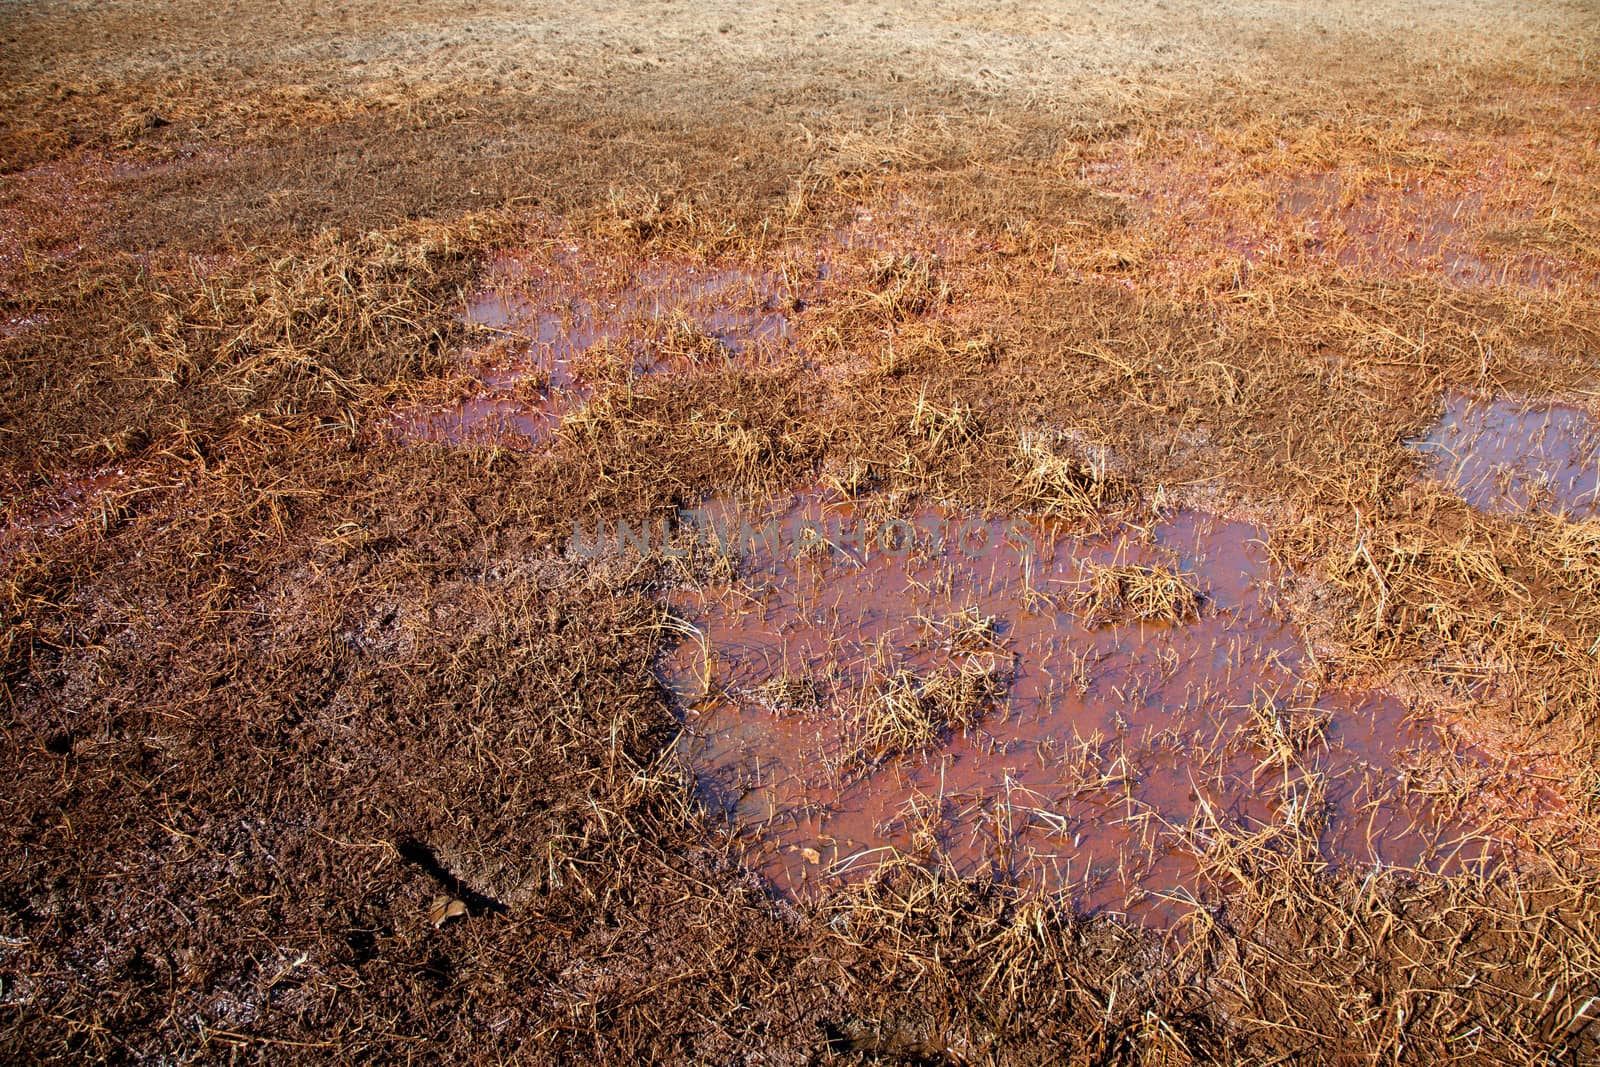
left=391, top=250, right=803, bottom=447
left=659, top=491, right=1493, bottom=923
left=1412, top=392, right=1600, bottom=517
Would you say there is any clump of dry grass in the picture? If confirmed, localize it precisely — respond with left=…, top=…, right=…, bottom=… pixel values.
left=588, top=186, right=756, bottom=256
left=1074, top=561, right=1202, bottom=628
left=848, top=660, right=1008, bottom=767
left=749, top=672, right=825, bottom=716
left=909, top=386, right=980, bottom=450
left=591, top=187, right=702, bottom=248
left=566, top=336, right=633, bottom=384
left=863, top=253, right=951, bottom=322
left=821, top=455, right=880, bottom=498
left=924, top=607, right=1004, bottom=655
left=1246, top=690, right=1331, bottom=762
left=875, top=322, right=1000, bottom=378
left=799, top=252, right=964, bottom=371
left=922, top=661, right=1008, bottom=727
left=861, top=671, right=948, bottom=760
left=556, top=370, right=813, bottom=495
left=1013, top=429, right=1130, bottom=519
left=653, top=311, right=728, bottom=364
left=478, top=337, right=553, bottom=392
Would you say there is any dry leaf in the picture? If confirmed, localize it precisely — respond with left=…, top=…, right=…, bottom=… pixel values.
left=800, top=847, right=821, bottom=864
left=428, top=894, right=468, bottom=928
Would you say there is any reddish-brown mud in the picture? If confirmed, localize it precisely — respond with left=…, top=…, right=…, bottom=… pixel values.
left=1081, top=135, right=1584, bottom=291
left=2, top=468, right=129, bottom=542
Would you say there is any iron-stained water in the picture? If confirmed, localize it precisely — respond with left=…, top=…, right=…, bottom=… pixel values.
left=1413, top=392, right=1600, bottom=517
left=660, top=491, right=1494, bottom=923
left=393, top=251, right=799, bottom=446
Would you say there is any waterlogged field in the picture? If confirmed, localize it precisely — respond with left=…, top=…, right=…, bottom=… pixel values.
left=4, top=0, right=1600, bottom=1063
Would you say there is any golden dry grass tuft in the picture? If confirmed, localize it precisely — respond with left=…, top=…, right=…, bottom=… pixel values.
left=1013, top=428, right=1132, bottom=520
left=847, top=659, right=1009, bottom=768
left=1074, top=561, right=1203, bottom=628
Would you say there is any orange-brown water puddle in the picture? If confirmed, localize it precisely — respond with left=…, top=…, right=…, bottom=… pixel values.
left=1079, top=133, right=1582, bottom=292
left=0, top=467, right=132, bottom=557
left=1413, top=392, right=1600, bottom=517
left=1269, top=172, right=1552, bottom=288
left=391, top=248, right=807, bottom=446
left=660, top=491, right=1498, bottom=923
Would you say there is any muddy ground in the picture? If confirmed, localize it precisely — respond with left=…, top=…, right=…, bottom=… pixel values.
left=4, top=0, right=1600, bottom=1062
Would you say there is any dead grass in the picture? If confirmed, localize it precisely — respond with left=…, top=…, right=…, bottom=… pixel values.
left=1179, top=808, right=1600, bottom=1062
left=1013, top=429, right=1131, bottom=520
left=1, top=217, right=501, bottom=466
left=652, top=311, right=729, bottom=365
left=1074, top=562, right=1203, bottom=629
left=1246, top=689, right=1332, bottom=761
left=861, top=253, right=951, bottom=323
left=750, top=672, right=826, bottom=717
left=846, top=660, right=1008, bottom=769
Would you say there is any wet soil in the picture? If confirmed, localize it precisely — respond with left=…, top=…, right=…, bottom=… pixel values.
left=1082, top=138, right=1585, bottom=292
left=0, top=468, right=131, bottom=556
left=7, top=2, right=1600, bottom=1059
